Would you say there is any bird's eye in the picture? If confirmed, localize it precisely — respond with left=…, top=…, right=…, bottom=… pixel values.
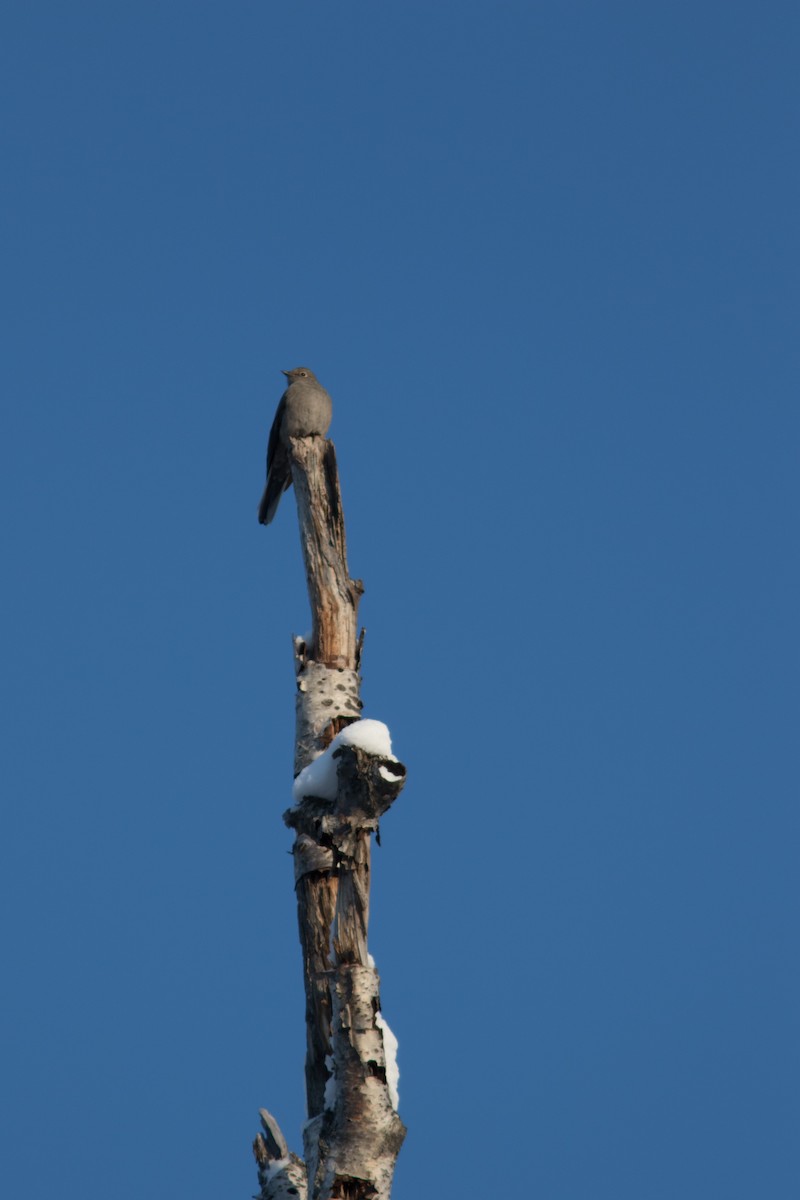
left=300, top=371, right=307, bottom=376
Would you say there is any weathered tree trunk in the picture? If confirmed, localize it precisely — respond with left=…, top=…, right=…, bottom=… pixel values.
left=253, top=436, right=406, bottom=1200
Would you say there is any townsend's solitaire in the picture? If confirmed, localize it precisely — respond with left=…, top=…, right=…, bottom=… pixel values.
left=258, top=367, right=333, bottom=525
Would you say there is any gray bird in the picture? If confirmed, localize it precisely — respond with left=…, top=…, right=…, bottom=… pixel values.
left=258, top=367, right=333, bottom=525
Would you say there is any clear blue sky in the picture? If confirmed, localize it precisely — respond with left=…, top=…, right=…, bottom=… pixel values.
left=1, top=3, right=798, bottom=1198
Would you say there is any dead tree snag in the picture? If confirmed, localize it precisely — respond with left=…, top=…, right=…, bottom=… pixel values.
left=254, top=433, right=406, bottom=1200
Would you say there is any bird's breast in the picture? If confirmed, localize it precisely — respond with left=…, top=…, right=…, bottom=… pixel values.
left=282, top=385, right=333, bottom=439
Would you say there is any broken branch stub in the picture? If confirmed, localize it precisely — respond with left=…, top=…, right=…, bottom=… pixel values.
left=253, top=1109, right=307, bottom=1200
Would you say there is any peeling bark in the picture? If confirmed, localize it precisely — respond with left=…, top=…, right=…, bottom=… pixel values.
left=255, top=434, right=406, bottom=1200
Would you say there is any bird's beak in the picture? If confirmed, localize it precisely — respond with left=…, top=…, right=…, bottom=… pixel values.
left=281, top=370, right=290, bottom=378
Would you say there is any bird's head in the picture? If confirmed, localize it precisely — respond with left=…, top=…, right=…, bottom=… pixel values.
left=282, top=367, right=316, bottom=384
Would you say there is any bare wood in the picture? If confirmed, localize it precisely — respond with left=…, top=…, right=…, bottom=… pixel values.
left=295, top=869, right=338, bottom=1117
left=258, top=1108, right=289, bottom=1160
left=289, top=437, right=362, bottom=669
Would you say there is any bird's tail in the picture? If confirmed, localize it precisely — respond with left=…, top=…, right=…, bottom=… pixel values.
left=258, top=474, right=291, bottom=525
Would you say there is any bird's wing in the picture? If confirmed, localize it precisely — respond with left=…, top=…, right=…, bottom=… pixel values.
left=266, top=395, right=286, bottom=475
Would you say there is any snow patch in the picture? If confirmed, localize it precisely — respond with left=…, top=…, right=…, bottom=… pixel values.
left=262, top=1157, right=289, bottom=1181
left=293, top=719, right=397, bottom=803
left=376, top=1013, right=399, bottom=1111
left=336, top=718, right=394, bottom=757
